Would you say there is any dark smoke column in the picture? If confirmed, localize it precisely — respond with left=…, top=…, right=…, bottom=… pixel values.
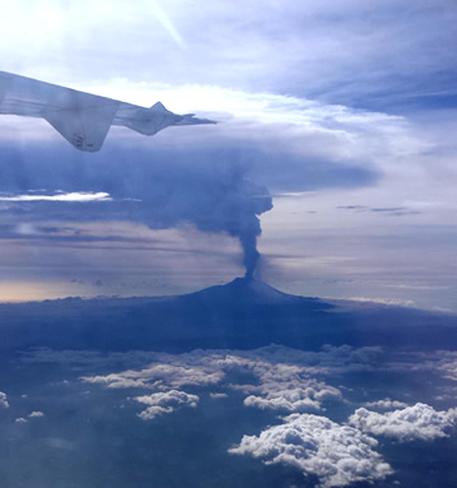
left=228, top=180, right=273, bottom=280
left=240, top=231, right=260, bottom=280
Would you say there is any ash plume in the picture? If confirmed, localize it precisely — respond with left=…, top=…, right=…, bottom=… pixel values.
left=240, top=232, right=260, bottom=279
left=188, top=177, right=272, bottom=279
left=1, top=144, right=273, bottom=277
left=211, top=177, right=272, bottom=279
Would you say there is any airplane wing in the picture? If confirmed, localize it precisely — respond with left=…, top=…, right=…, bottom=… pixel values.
left=0, top=71, right=216, bottom=152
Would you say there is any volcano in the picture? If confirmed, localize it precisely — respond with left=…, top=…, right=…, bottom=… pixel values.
left=176, top=276, right=325, bottom=306
left=1, top=277, right=457, bottom=352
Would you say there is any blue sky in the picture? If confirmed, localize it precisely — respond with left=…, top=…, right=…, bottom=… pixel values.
left=0, top=0, right=456, bottom=310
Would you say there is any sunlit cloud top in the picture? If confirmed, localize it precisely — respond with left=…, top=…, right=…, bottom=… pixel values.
left=0, top=191, right=112, bottom=202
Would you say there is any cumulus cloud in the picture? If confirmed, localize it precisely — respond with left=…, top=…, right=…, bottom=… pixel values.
left=81, top=345, right=349, bottom=415
left=242, top=377, right=341, bottom=413
left=0, top=391, right=9, bottom=409
left=135, top=390, right=199, bottom=420
left=37, top=344, right=457, bottom=434
left=12, top=411, right=45, bottom=422
left=28, top=410, right=45, bottom=418
left=230, top=413, right=392, bottom=488
left=349, top=403, right=457, bottom=442
left=83, top=361, right=224, bottom=390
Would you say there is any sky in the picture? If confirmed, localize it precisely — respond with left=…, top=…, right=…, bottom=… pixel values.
left=0, top=0, right=456, bottom=310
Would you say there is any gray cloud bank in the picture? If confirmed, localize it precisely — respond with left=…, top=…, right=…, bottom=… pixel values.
left=3, top=1, right=456, bottom=111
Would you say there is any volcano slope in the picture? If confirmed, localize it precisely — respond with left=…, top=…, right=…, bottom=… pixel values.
left=1, top=277, right=456, bottom=352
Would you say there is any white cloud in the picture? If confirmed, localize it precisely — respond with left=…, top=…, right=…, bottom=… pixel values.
left=209, top=392, right=228, bottom=399
left=230, top=413, right=392, bottom=488
left=28, top=410, right=45, bottom=418
left=349, top=403, right=457, bottom=442
left=83, top=361, right=224, bottom=390
left=35, top=344, right=457, bottom=429
left=346, top=296, right=416, bottom=307
left=135, top=389, right=199, bottom=420
left=0, top=391, right=9, bottom=409
left=15, top=417, right=28, bottom=423
left=81, top=345, right=350, bottom=415
left=3, top=0, right=454, bottom=109
left=243, top=378, right=341, bottom=413
left=0, top=192, right=112, bottom=202
left=364, top=399, right=409, bottom=411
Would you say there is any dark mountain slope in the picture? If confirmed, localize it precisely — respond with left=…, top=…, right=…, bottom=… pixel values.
left=1, top=277, right=456, bottom=352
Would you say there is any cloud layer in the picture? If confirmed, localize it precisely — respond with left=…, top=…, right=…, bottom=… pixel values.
left=21, top=342, right=457, bottom=486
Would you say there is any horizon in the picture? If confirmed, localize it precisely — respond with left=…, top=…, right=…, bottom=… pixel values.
left=0, top=275, right=447, bottom=314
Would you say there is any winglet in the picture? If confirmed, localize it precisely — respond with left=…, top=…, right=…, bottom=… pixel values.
left=150, top=101, right=169, bottom=112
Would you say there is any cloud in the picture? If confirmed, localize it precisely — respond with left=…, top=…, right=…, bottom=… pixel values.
left=363, top=399, right=409, bottom=411
left=0, top=391, right=9, bottom=409
left=0, top=72, right=404, bottom=283
left=229, top=413, right=392, bottom=488
left=0, top=139, right=275, bottom=278
left=0, top=80, right=407, bottom=282
left=33, top=344, right=457, bottom=435
left=23, top=344, right=384, bottom=374
left=28, top=410, right=45, bottom=418
left=337, top=205, right=422, bottom=217
left=375, top=349, right=457, bottom=383
left=135, top=389, right=199, bottom=420
left=81, top=345, right=352, bottom=415
left=349, top=403, right=457, bottom=441
left=209, top=392, right=228, bottom=399
left=11, top=410, right=45, bottom=422
left=0, top=191, right=112, bottom=202
left=83, top=360, right=224, bottom=391
left=241, top=373, right=341, bottom=413
left=21, top=342, right=457, bottom=482
left=3, top=1, right=456, bottom=111
left=345, top=296, right=416, bottom=307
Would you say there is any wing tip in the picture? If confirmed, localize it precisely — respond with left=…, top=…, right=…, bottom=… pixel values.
left=177, top=115, right=218, bottom=126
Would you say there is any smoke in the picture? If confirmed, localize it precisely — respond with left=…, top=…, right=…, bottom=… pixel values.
left=225, top=181, right=272, bottom=278
left=186, top=175, right=272, bottom=279
left=0, top=143, right=273, bottom=278
left=240, top=231, right=260, bottom=279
